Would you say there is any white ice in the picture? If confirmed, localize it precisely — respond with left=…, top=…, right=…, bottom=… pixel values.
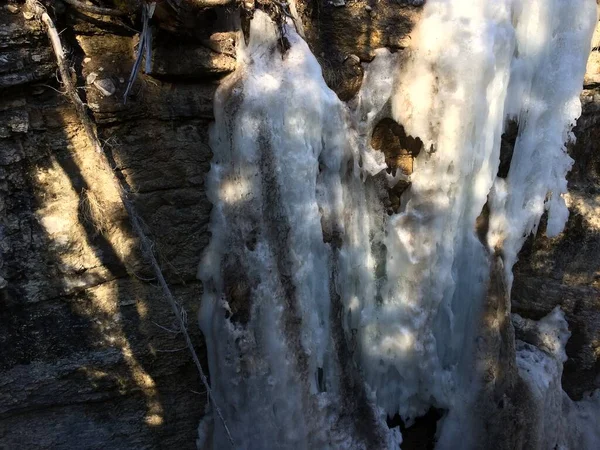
left=515, top=307, right=600, bottom=449
left=198, top=1, right=598, bottom=449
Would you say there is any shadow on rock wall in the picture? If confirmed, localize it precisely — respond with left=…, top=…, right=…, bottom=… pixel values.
left=0, top=2, right=237, bottom=448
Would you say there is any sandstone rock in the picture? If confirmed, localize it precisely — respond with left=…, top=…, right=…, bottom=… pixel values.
left=584, top=21, right=600, bottom=87
left=6, top=110, right=29, bottom=133
left=149, top=39, right=236, bottom=78
left=94, top=78, right=116, bottom=96
left=0, top=6, right=219, bottom=448
left=297, top=0, right=420, bottom=97
left=320, top=53, right=364, bottom=101
left=86, top=71, right=98, bottom=85
left=0, top=8, right=54, bottom=89
left=299, top=0, right=420, bottom=60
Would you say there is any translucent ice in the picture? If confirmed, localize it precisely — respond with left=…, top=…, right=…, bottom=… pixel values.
left=198, top=2, right=597, bottom=448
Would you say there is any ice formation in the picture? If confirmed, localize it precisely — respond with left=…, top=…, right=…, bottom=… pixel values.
left=198, top=1, right=597, bottom=449
left=514, top=308, right=600, bottom=449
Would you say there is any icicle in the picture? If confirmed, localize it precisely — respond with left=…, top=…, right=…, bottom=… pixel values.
left=487, top=0, right=598, bottom=277
left=514, top=307, right=600, bottom=449
left=198, top=1, right=598, bottom=448
left=199, top=12, right=392, bottom=449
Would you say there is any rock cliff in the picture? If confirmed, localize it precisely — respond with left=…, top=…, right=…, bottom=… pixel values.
left=0, top=1, right=598, bottom=448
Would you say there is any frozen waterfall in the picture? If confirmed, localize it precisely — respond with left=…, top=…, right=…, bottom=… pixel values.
left=197, top=1, right=598, bottom=449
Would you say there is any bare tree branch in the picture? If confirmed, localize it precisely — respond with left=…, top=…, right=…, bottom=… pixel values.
left=62, top=0, right=128, bottom=16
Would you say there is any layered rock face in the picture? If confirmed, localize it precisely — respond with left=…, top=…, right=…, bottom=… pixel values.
left=0, top=1, right=226, bottom=447
left=0, top=0, right=598, bottom=448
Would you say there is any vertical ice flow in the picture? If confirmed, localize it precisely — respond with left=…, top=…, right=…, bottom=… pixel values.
left=198, top=12, right=394, bottom=450
left=198, top=1, right=597, bottom=449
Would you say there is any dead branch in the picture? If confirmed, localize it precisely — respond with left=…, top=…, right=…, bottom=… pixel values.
left=123, top=2, right=154, bottom=103
left=152, top=321, right=182, bottom=334
left=62, top=0, right=128, bottom=16
left=167, top=0, right=237, bottom=10
left=189, top=0, right=238, bottom=6
left=156, top=346, right=187, bottom=353
left=26, top=1, right=234, bottom=446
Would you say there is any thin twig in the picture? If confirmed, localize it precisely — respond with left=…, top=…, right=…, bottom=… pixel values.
left=38, top=83, right=68, bottom=94
left=129, top=270, right=157, bottom=282
left=156, top=346, right=187, bottom=353
left=190, top=0, right=237, bottom=6
left=152, top=321, right=182, bottom=334
left=124, top=2, right=155, bottom=103
left=27, top=1, right=235, bottom=446
left=62, top=0, right=127, bottom=16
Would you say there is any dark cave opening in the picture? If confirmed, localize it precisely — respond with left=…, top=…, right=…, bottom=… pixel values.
left=386, top=407, right=445, bottom=450
left=498, top=119, right=518, bottom=179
